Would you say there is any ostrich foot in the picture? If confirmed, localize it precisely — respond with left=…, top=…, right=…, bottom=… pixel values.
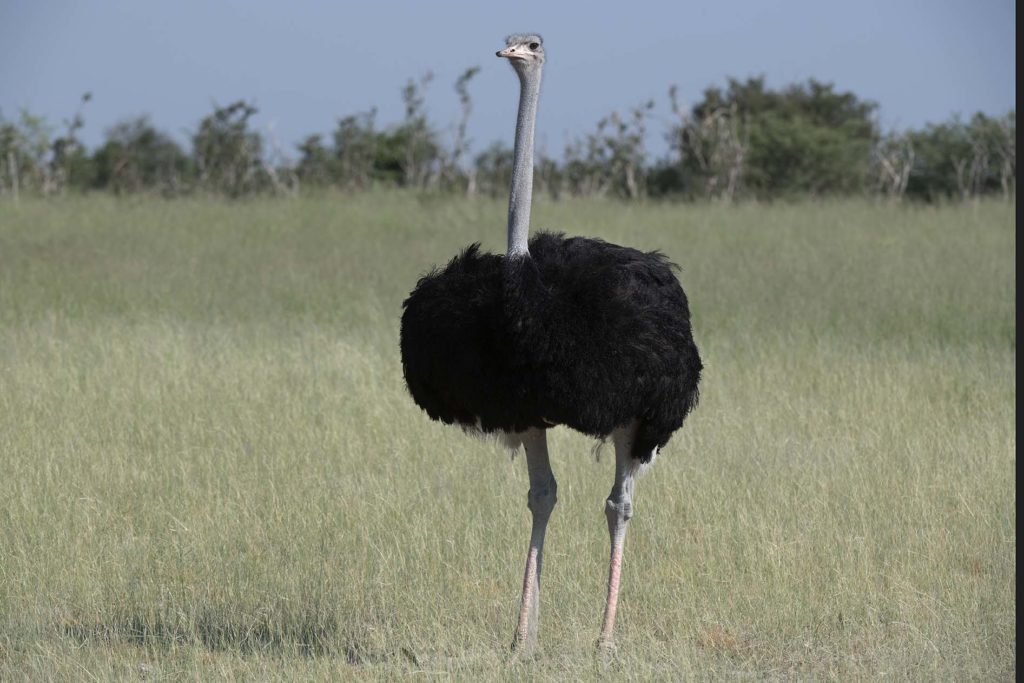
left=596, top=635, right=618, bottom=665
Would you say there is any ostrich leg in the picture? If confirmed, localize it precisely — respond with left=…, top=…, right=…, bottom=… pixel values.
left=597, top=421, right=641, bottom=652
left=511, top=428, right=557, bottom=655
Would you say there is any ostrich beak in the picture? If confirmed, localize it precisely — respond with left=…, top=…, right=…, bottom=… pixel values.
left=497, top=46, right=527, bottom=60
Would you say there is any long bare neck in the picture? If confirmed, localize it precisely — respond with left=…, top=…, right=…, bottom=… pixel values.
left=507, top=66, right=542, bottom=256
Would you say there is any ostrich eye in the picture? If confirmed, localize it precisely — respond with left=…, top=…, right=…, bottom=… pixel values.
left=529, top=42, right=539, bottom=50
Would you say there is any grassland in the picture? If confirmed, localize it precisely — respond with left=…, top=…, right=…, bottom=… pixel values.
left=0, top=194, right=1015, bottom=680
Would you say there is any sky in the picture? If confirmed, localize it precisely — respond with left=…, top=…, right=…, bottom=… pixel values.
left=0, top=0, right=1015, bottom=161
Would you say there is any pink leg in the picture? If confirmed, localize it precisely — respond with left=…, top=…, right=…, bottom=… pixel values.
left=597, top=422, right=640, bottom=652
left=513, top=543, right=541, bottom=650
left=511, top=429, right=556, bottom=656
left=598, top=499, right=632, bottom=648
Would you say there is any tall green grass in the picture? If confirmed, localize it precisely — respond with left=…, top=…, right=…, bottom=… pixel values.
left=0, top=194, right=1014, bottom=679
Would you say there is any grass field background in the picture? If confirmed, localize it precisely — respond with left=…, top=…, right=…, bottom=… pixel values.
left=0, top=194, right=1015, bottom=679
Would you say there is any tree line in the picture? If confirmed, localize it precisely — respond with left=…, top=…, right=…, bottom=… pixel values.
left=0, top=72, right=1014, bottom=202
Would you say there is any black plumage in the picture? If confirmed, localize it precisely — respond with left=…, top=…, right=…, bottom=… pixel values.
left=400, top=231, right=702, bottom=461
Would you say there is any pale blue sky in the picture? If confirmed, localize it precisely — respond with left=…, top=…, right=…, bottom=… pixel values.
left=0, top=0, right=1015, bottom=160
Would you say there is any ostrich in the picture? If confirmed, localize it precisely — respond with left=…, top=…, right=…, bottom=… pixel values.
left=400, top=34, right=702, bottom=653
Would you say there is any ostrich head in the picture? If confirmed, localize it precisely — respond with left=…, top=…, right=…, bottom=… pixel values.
left=496, top=34, right=545, bottom=74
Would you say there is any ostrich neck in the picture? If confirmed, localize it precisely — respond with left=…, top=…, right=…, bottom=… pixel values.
left=507, top=66, right=541, bottom=256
